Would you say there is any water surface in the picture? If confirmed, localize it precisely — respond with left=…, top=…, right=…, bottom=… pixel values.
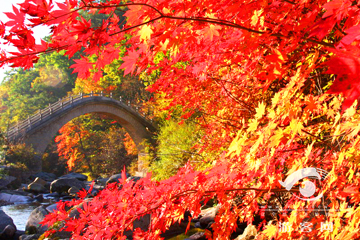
left=1, top=203, right=40, bottom=231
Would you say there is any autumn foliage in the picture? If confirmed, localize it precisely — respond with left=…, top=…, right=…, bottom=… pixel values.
left=2, top=0, right=360, bottom=239
left=55, top=114, right=138, bottom=177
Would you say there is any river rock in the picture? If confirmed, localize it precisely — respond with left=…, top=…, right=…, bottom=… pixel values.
left=185, top=232, right=206, bottom=240
left=106, top=173, right=131, bottom=185
left=1, top=190, right=31, bottom=196
left=46, top=203, right=58, bottom=213
left=68, top=201, right=87, bottom=219
left=43, top=192, right=59, bottom=199
left=33, top=177, right=47, bottom=186
left=50, top=178, right=86, bottom=194
left=124, top=214, right=150, bottom=239
left=0, top=192, right=32, bottom=204
left=235, top=224, right=257, bottom=240
left=0, top=176, right=16, bottom=190
left=25, top=206, right=49, bottom=234
left=95, top=177, right=109, bottom=186
left=14, top=230, right=25, bottom=239
left=68, top=186, right=80, bottom=196
left=0, top=210, right=16, bottom=233
left=34, top=194, right=44, bottom=202
left=199, top=206, right=220, bottom=228
left=42, top=221, right=71, bottom=240
left=0, top=224, right=16, bottom=240
left=19, top=234, right=41, bottom=240
left=60, top=173, right=87, bottom=181
left=27, top=183, right=46, bottom=194
left=50, top=226, right=72, bottom=239
left=30, top=172, right=56, bottom=182
left=127, top=176, right=141, bottom=183
left=161, top=221, right=192, bottom=239
left=194, top=222, right=201, bottom=228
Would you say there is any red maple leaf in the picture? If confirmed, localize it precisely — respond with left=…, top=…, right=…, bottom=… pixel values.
left=120, top=49, right=139, bottom=75
left=5, top=5, right=26, bottom=31
left=96, top=47, right=120, bottom=69
left=123, top=5, right=144, bottom=26
left=47, top=1, right=76, bottom=25
left=326, top=49, right=360, bottom=110
left=340, top=24, right=360, bottom=46
left=0, top=22, right=5, bottom=37
left=19, top=0, right=52, bottom=18
left=70, top=56, right=93, bottom=79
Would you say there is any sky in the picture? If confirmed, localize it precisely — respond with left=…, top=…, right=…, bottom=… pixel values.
left=0, top=0, right=51, bottom=81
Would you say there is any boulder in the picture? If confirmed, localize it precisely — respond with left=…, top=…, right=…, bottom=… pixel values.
left=95, top=178, right=109, bottom=186
left=60, top=173, right=87, bottom=181
left=41, top=221, right=71, bottom=240
left=32, top=177, right=47, bottom=186
left=46, top=203, right=58, bottom=213
left=124, top=214, right=150, bottom=239
left=1, top=190, right=31, bottom=196
left=25, top=206, right=49, bottom=234
left=50, top=178, right=86, bottom=194
left=34, top=194, right=44, bottom=202
left=185, top=232, right=206, bottom=240
left=235, top=224, right=257, bottom=240
left=0, top=192, right=32, bottom=204
left=106, top=173, right=131, bottom=185
left=199, top=206, right=220, bottom=228
left=68, top=186, right=80, bottom=196
left=161, top=221, right=192, bottom=239
left=0, top=224, right=16, bottom=240
left=127, top=176, right=141, bottom=183
left=92, top=183, right=104, bottom=191
left=43, top=192, right=59, bottom=199
left=194, top=222, right=201, bottom=228
left=52, top=230, right=72, bottom=239
left=19, top=234, right=41, bottom=240
left=27, top=183, right=46, bottom=193
left=49, top=221, right=72, bottom=239
left=0, top=176, right=16, bottom=190
left=0, top=210, right=16, bottom=233
left=30, top=172, right=56, bottom=182
left=68, top=202, right=87, bottom=219
left=14, top=230, right=25, bottom=239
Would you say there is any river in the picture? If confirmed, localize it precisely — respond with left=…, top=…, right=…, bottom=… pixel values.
left=1, top=203, right=39, bottom=231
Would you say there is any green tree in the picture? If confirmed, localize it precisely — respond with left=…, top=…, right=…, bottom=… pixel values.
left=150, top=118, right=204, bottom=180
left=0, top=50, right=77, bottom=131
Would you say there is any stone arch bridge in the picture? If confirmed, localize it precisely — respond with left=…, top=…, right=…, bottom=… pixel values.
left=6, top=92, right=156, bottom=175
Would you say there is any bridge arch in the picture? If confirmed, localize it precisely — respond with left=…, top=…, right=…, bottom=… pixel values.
left=7, top=94, right=155, bottom=175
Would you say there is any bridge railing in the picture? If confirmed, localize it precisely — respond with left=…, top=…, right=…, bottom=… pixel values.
left=7, top=92, right=153, bottom=140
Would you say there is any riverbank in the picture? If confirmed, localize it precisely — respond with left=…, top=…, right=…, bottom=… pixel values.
left=0, top=171, right=261, bottom=240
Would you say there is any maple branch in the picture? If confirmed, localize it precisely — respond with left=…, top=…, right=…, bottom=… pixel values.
left=81, top=2, right=163, bottom=17
left=108, top=16, right=163, bottom=37
left=80, top=2, right=263, bottom=36
left=212, top=77, right=255, bottom=114
left=1, top=1, right=336, bottom=66
left=122, top=185, right=300, bottom=232
left=279, top=146, right=307, bottom=152
left=0, top=45, right=70, bottom=65
left=161, top=15, right=265, bottom=35
left=301, top=129, right=350, bottom=151
left=199, top=111, right=245, bottom=128
left=281, top=0, right=296, bottom=4
left=305, top=38, right=335, bottom=48
left=29, top=1, right=334, bottom=50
